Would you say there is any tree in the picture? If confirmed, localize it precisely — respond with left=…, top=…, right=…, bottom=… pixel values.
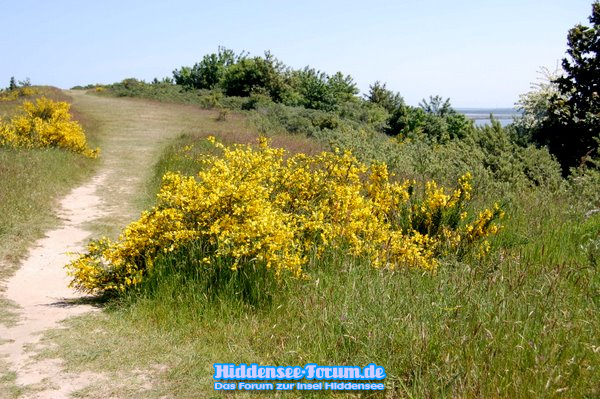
left=531, top=1, right=600, bottom=172
left=221, top=53, right=290, bottom=101
left=366, top=81, right=404, bottom=113
left=292, top=68, right=334, bottom=111
left=419, top=95, right=455, bottom=117
left=515, top=67, right=564, bottom=132
left=556, top=1, right=599, bottom=131
left=327, top=72, right=359, bottom=104
left=414, top=96, right=472, bottom=142
left=172, top=66, right=193, bottom=87
left=9, top=76, right=17, bottom=90
left=18, top=77, right=31, bottom=87
left=173, top=47, right=241, bottom=90
left=292, top=68, right=358, bottom=112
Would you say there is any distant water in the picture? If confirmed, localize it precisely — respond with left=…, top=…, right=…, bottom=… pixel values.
left=456, top=108, right=521, bottom=127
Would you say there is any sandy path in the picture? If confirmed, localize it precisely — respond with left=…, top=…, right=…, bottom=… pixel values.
left=0, top=91, right=218, bottom=398
left=0, top=174, right=108, bottom=398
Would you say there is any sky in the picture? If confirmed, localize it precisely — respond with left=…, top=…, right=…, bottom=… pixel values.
left=0, top=0, right=595, bottom=107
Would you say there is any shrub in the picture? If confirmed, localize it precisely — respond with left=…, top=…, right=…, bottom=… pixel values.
left=173, top=47, right=240, bottom=90
left=221, top=55, right=291, bottom=102
left=290, top=68, right=359, bottom=112
left=0, top=86, right=38, bottom=102
left=0, top=97, right=98, bottom=157
left=389, top=120, right=564, bottom=194
left=570, top=156, right=600, bottom=212
left=68, top=138, right=503, bottom=295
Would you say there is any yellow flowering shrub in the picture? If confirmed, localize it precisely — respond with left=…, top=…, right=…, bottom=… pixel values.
left=0, top=87, right=38, bottom=101
left=68, top=138, right=503, bottom=294
left=0, top=97, right=98, bottom=157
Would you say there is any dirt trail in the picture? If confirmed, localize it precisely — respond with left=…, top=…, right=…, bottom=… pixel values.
left=0, top=91, right=217, bottom=398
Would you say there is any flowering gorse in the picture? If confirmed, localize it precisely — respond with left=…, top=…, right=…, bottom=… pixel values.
left=0, top=87, right=37, bottom=102
left=0, top=97, right=98, bottom=157
left=68, top=138, right=503, bottom=294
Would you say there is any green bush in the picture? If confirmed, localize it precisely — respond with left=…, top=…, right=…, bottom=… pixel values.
left=390, top=121, right=563, bottom=194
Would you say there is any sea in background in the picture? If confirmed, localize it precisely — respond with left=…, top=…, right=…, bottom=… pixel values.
left=456, top=108, right=521, bottom=127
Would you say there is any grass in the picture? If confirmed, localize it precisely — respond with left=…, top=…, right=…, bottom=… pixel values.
left=38, top=132, right=600, bottom=397
left=0, top=88, right=98, bottom=272
left=0, top=88, right=588, bottom=397
left=41, top=206, right=599, bottom=397
left=0, top=367, right=23, bottom=399
left=0, top=149, right=95, bottom=273
left=0, top=87, right=98, bottom=398
left=67, top=90, right=273, bottom=234
left=0, top=91, right=94, bottom=395
left=0, top=87, right=98, bottom=300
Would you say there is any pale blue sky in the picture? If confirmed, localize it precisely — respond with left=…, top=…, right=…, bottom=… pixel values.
left=1, top=0, right=594, bottom=107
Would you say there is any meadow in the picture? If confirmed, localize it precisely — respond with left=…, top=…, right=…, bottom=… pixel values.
left=50, top=83, right=600, bottom=397
left=0, top=67, right=598, bottom=397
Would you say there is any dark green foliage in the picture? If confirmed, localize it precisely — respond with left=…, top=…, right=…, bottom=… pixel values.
left=173, top=47, right=239, bottom=90
left=4, top=77, right=30, bottom=91
left=467, top=120, right=563, bottom=189
left=98, top=71, right=563, bottom=196
left=337, top=100, right=389, bottom=131
left=419, top=95, right=454, bottom=116
left=386, top=97, right=474, bottom=143
left=63, top=41, right=600, bottom=398
left=417, top=96, right=474, bottom=141
left=326, top=71, right=360, bottom=105
left=380, top=118, right=563, bottom=196
left=170, top=48, right=362, bottom=114
left=556, top=1, right=600, bottom=130
left=18, top=78, right=31, bottom=87
left=387, top=103, right=420, bottom=136
left=290, top=68, right=333, bottom=110
left=250, top=102, right=341, bottom=137
left=221, top=53, right=291, bottom=102
left=530, top=2, right=600, bottom=173
left=290, top=67, right=359, bottom=111
left=366, top=81, right=404, bottom=114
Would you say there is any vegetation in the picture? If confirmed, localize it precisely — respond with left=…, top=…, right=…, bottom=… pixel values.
left=0, top=2, right=597, bottom=397
left=68, top=137, right=502, bottom=294
left=93, top=3, right=600, bottom=183
left=54, top=129, right=599, bottom=397
left=0, top=97, right=98, bottom=157
left=520, top=1, right=600, bottom=173
left=0, top=87, right=96, bottom=283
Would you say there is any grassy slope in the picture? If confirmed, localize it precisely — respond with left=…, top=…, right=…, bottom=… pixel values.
left=26, top=92, right=600, bottom=398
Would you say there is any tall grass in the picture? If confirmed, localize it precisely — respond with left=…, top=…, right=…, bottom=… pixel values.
left=42, top=132, right=600, bottom=398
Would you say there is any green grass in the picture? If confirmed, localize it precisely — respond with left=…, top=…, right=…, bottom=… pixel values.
left=0, top=88, right=98, bottom=282
left=5, top=87, right=589, bottom=397
left=37, top=132, right=599, bottom=398
left=0, top=151, right=94, bottom=399
left=0, top=88, right=99, bottom=278
left=0, top=366, right=23, bottom=399
left=0, top=149, right=94, bottom=271
left=0, top=88, right=97, bottom=397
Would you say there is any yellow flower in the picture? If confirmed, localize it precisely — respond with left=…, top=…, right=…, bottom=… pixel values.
left=67, top=138, right=504, bottom=294
left=0, top=97, right=98, bottom=157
